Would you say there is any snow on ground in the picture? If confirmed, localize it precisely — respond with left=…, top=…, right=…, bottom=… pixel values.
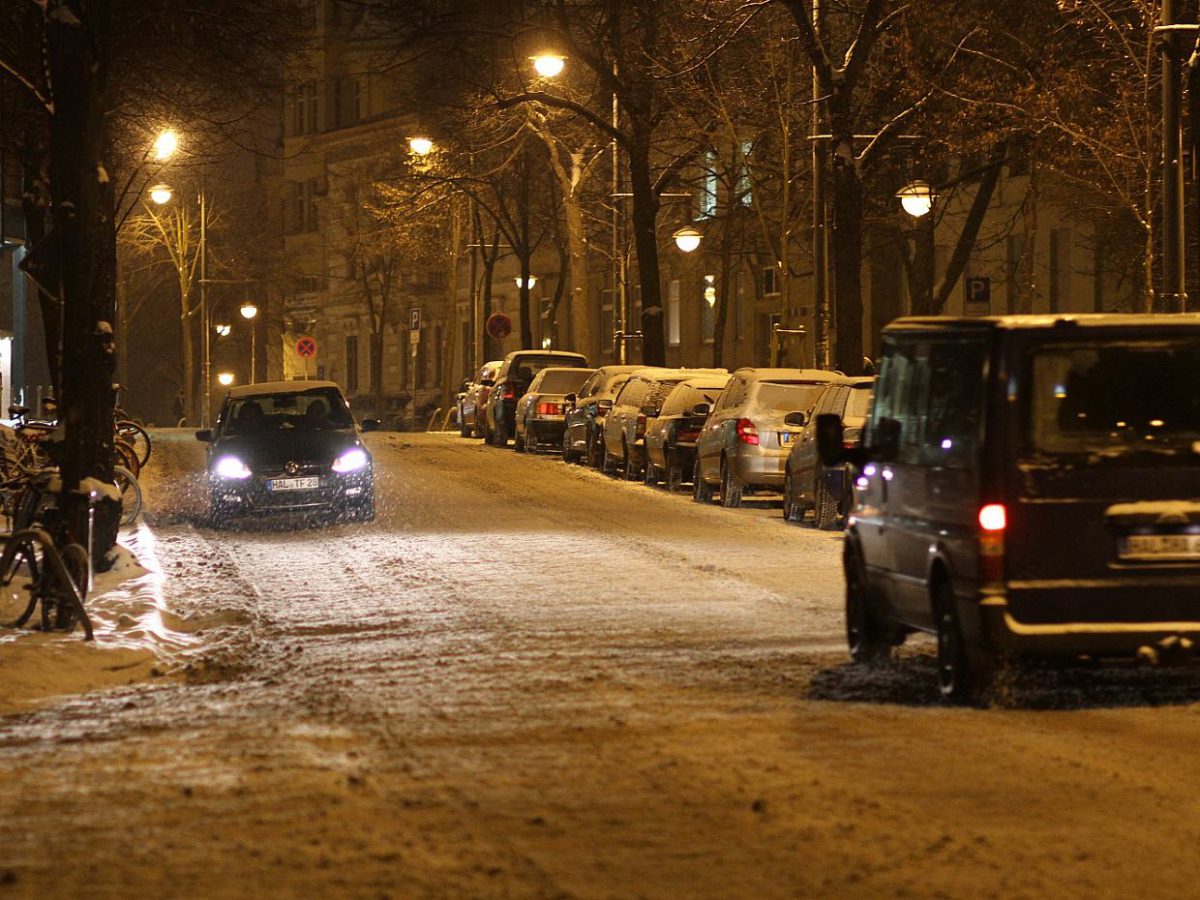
left=4, top=430, right=1200, bottom=897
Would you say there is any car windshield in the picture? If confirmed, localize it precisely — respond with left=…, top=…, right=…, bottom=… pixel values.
left=754, top=382, right=827, bottom=413
left=538, top=369, right=592, bottom=394
left=1029, top=341, right=1200, bottom=458
left=224, top=388, right=353, bottom=434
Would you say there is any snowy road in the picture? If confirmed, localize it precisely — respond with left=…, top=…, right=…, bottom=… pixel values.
left=4, top=431, right=1200, bottom=897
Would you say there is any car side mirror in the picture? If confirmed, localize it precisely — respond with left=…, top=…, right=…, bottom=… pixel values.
left=195, top=429, right=213, bottom=443
left=641, top=404, right=658, bottom=417
left=784, top=411, right=807, bottom=428
left=691, top=403, right=711, bottom=417
left=361, top=418, right=381, bottom=432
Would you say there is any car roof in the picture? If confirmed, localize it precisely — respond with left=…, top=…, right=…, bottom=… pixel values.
left=730, top=367, right=841, bottom=382
left=504, top=349, right=588, bottom=360
left=675, top=375, right=731, bottom=389
left=885, top=313, right=1200, bottom=333
left=225, top=380, right=344, bottom=400
left=533, top=366, right=595, bottom=376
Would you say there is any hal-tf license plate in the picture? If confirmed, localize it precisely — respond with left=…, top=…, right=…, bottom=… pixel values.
left=1121, top=533, right=1200, bottom=560
left=268, top=476, right=320, bottom=492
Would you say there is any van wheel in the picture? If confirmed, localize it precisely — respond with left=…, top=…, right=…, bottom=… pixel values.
left=814, top=476, right=839, bottom=530
left=845, top=550, right=890, bottom=664
left=692, top=458, right=713, bottom=503
left=935, top=581, right=991, bottom=704
left=719, top=458, right=742, bottom=508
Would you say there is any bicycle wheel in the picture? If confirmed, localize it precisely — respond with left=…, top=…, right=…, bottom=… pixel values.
left=115, top=439, right=140, bottom=478
left=114, top=465, right=143, bottom=526
left=115, top=420, right=151, bottom=468
left=51, top=542, right=91, bottom=633
left=0, top=532, right=41, bottom=627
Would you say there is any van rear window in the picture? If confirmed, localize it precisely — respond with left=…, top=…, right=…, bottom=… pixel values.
left=1029, top=342, right=1200, bottom=456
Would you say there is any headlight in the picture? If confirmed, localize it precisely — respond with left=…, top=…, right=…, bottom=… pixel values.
left=332, top=447, right=369, bottom=473
left=213, top=455, right=252, bottom=479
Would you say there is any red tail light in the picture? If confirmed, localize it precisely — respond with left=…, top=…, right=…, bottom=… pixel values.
left=736, top=418, right=759, bottom=445
left=537, top=402, right=562, bottom=415
left=501, top=381, right=516, bottom=400
left=677, top=426, right=701, bottom=442
left=978, top=503, right=1006, bottom=587
left=636, top=414, right=646, bottom=437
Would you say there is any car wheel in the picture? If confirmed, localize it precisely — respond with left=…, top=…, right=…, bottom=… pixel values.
left=665, top=452, right=683, bottom=493
left=642, top=452, right=659, bottom=485
left=782, top=472, right=801, bottom=523
left=514, top=421, right=526, bottom=452
left=845, top=549, right=890, bottom=665
left=562, top=432, right=577, bottom=464
left=815, top=474, right=839, bottom=530
left=719, top=458, right=742, bottom=508
left=692, top=457, right=713, bottom=503
left=934, top=580, right=991, bottom=704
left=588, top=435, right=604, bottom=469
left=459, top=408, right=471, bottom=438
left=601, top=440, right=618, bottom=475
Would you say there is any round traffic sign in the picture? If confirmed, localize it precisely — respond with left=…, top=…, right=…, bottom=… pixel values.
left=485, top=313, right=512, bottom=340
left=295, top=336, right=318, bottom=359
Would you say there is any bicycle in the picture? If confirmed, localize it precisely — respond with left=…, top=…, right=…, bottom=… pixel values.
left=0, top=527, right=91, bottom=639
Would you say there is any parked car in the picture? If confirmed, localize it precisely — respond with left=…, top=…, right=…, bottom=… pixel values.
left=514, top=366, right=595, bottom=453
left=196, top=380, right=377, bottom=523
left=562, top=365, right=652, bottom=466
left=643, top=374, right=731, bottom=491
left=602, top=369, right=726, bottom=480
left=783, top=376, right=874, bottom=528
left=817, top=314, right=1200, bottom=703
left=458, top=360, right=502, bottom=438
left=694, top=368, right=840, bottom=507
left=483, top=350, right=588, bottom=446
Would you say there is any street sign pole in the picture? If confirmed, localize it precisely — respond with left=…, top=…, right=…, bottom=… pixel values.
left=409, top=329, right=420, bottom=431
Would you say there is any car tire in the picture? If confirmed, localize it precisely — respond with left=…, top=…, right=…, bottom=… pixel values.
left=601, top=440, right=618, bottom=475
left=815, top=474, right=839, bottom=530
left=643, top=457, right=659, bottom=486
left=692, top=457, right=713, bottom=503
left=782, top=472, right=801, bottom=523
left=934, top=580, right=991, bottom=705
left=459, top=409, right=471, bottom=438
left=514, top=422, right=526, bottom=452
left=665, top=452, right=683, bottom=493
left=719, top=458, right=742, bottom=508
left=845, top=548, right=891, bottom=665
left=588, top=434, right=604, bottom=469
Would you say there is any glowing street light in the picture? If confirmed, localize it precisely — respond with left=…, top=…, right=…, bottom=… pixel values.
left=214, top=323, right=231, bottom=337
left=149, top=183, right=174, bottom=205
left=408, top=136, right=434, bottom=156
left=240, top=301, right=259, bottom=383
left=154, top=129, right=179, bottom=161
left=216, top=371, right=235, bottom=387
left=514, top=275, right=538, bottom=289
left=897, top=181, right=935, bottom=218
left=673, top=226, right=703, bottom=253
left=532, top=53, right=565, bottom=78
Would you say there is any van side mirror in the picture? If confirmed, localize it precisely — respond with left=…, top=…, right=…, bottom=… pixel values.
left=361, top=418, right=381, bottom=432
left=195, top=429, right=213, bottom=443
left=874, top=417, right=901, bottom=461
left=691, top=402, right=711, bottom=417
left=784, top=411, right=807, bottom=428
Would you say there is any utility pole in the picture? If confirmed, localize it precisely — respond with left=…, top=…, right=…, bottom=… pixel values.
left=1160, top=2, right=1189, bottom=312
left=811, top=0, right=830, bottom=368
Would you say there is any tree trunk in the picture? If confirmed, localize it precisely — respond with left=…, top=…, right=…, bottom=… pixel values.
left=627, top=132, right=665, bottom=366
left=518, top=257, right=533, bottom=350
left=562, top=189, right=593, bottom=358
left=1016, top=164, right=1038, bottom=315
left=180, top=266, right=196, bottom=425
left=932, top=147, right=1007, bottom=314
left=712, top=218, right=734, bottom=368
left=829, top=120, right=865, bottom=375
left=46, top=0, right=120, bottom=565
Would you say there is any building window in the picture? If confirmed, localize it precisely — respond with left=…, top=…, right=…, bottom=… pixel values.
left=697, top=151, right=718, bottom=219
left=763, top=264, right=780, bottom=296
left=345, top=335, right=359, bottom=394
left=291, top=82, right=318, bottom=136
left=667, top=279, right=681, bottom=346
left=291, top=178, right=321, bottom=232
left=702, top=275, right=716, bottom=343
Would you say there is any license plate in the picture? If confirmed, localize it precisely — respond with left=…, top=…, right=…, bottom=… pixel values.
left=268, top=476, right=320, bottom=492
left=1121, top=533, right=1200, bottom=560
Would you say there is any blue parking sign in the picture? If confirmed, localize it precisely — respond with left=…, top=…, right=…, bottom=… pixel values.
left=964, top=277, right=991, bottom=315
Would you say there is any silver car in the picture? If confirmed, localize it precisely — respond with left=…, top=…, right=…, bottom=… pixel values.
left=514, top=366, right=595, bottom=453
left=562, top=365, right=650, bottom=465
left=694, top=368, right=841, bottom=508
left=458, top=360, right=502, bottom=438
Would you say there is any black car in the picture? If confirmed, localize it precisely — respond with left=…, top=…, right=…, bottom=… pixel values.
left=818, top=314, right=1200, bottom=702
left=196, top=381, right=377, bottom=522
left=483, top=350, right=588, bottom=446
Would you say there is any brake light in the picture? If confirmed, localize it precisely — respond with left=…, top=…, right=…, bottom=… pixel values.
left=978, top=503, right=1006, bottom=588
left=501, top=381, right=516, bottom=400
left=736, top=418, right=759, bottom=445
left=677, top=426, right=701, bottom=442
left=636, top=414, right=646, bottom=437
left=537, top=402, right=562, bottom=415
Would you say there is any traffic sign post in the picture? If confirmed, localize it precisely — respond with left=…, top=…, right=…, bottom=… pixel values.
left=296, top=335, right=318, bottom=380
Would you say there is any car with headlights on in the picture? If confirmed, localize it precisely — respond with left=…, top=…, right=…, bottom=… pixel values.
left=514, top=366, right=595, bottom=452
left=196, top=381, right=377, bottom=523
left=782, top=376, right=874, bottom=528
left=694, top=368, right=841, bottom=507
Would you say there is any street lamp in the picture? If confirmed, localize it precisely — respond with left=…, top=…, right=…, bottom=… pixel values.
left=153, top=129, right=179, bottom=162
left=673, top=226, right=703, bottom=253
left=149, top=183, right=174, bottom=205
left=408, top=136, right=434, bottom=156
left=531, top=53, right=565, bottom=78
left=514, top=275, right=538, bottom=289
left=240, top=301, right=258, bottom=383
left=214, top=323, right=231, bottom=337
left=897, top=181, right=935, bottom=218
left=217, top=371, right=235, bottom=387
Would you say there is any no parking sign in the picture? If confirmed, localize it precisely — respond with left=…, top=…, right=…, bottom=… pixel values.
left=295, top=336, right=318, bottom=358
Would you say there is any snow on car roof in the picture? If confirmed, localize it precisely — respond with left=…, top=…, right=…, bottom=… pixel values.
left=225, top=380, right=343, bottom=399
left=889, top=313, right=1200, bottom=332
left=731, top=367, right=841, bottom=382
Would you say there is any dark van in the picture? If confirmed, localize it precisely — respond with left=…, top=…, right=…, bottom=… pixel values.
left=818, top=314, right=1200, bottom=702
left=483, top=350, right=588, bottom=446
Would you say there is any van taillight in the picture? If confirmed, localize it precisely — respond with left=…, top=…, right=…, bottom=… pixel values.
left=978, top=503, right=1006, bottom=587
left=501, top=382, right=516, bottom=400
left=736, top=418, right=759, bottom=445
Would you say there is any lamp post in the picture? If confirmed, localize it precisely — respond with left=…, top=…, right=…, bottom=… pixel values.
left=898, top=180, right=936, bottom=316
left=240, top=301, right=258, bottom=383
